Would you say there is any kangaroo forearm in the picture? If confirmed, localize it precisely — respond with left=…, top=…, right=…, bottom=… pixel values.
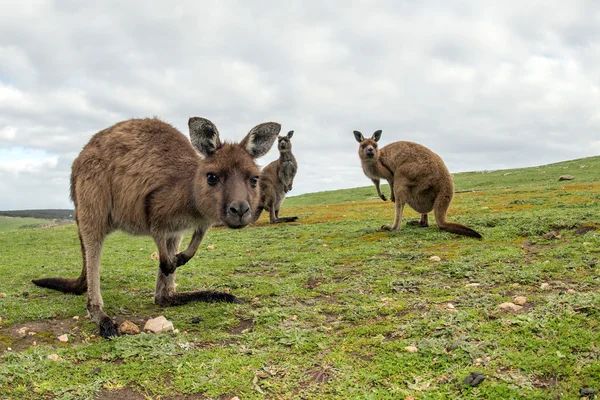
left=176, top=227, right=207, bottom=266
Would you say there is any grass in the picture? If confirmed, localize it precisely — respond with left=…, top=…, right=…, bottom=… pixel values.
left=0, top=216, right=54, bottom=232
left=0, top=156, right=599, bottom=399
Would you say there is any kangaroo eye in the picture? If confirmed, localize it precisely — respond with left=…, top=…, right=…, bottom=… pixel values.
left=250, top=176, right=259, bottom=187
left=207, top=173, right=219, bottom=186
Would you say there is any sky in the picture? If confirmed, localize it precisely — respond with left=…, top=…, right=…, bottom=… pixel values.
left=1, top=0, right=599, bottom=210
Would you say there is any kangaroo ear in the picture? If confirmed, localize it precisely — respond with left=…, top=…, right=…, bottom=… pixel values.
left=286, top=130, right=294, bottom=139
left=240, top=122, right=281, bottom=158
left=188, top=117, right=222, bottom=158
left=353, top=130, right=364, bottom=143
left=372, top=130, right=382, bottom=142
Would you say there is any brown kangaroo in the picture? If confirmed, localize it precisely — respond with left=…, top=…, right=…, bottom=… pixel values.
left=32, top=117, right=281, bottom=337
left=354, top=130, right=482, bottom=238
left=253, top=130, right=298, bottom=224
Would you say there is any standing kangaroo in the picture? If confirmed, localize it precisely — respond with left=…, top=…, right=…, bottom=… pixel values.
left=254, top=130, right=298, bottom=224
left=32, top=117, right=280, bottom=337
left=354, top=130, right=482, bottom=238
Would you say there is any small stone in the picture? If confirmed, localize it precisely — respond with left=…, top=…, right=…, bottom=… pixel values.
left=405, top=346, right=419, bottom=353
left=7, top=347, right=11, bottom=351
left=118, top=320, right=140, bottom=335
left=474, top=357, right=483, bottom=366
left=447, top=303, right=455, bottom=309
left=499, top=302, right=523, bottom=312
left=17, top=327, right=29, bottom=336
left=73, top=316, right=80, bottom=321
left=462, top=372, right=485, bottom=387
left=512, top=283, right=520, bottom=287
left=207, top=245, right=215, bottom=250
left=465, top=283, right=480, bottom=287
left=144, top=316, right=174, bottom=333
left=513, top=296, right=527, bottom=306
left=558, top=175, right=575, bottom=181
left=580, top=387, right=596, bottom=396
left=28, top=331, right=36, bottom=336
left=173, top=329, right=180, bottom=334
left=429, top=255, right=442, bottom=262
left=48, top=354, right=60, bottom=361
left=32, top=341, right=37, bottom=346
left=251, top=297, right=260, bottom=304
left=0, top=292, right=6, bottom=298
left=58, top=334, right=68, bottom=343
left=150, top=252, right=159, bottom=261
left=567, top=289, right=576, bottom=295
left=446, top=343, right=459, bottom=352
left=231, top=397, right=241, bottom=400
left=543, top=231, right=560, bottom=240
left=540, top=283, right=550, bottom=290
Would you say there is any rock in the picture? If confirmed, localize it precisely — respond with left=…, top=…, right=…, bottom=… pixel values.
left=144, top=316, right=174, bottom=333
left=567, top=289, right=576, bottom=295
left=28, top=331, right=36, bottom=336
left=429, top=256, right=442, bottom=262
left=48, top=354, right=60, bottom=361
left=465, top=283, right=480, bottom=287
left=446, top=343, right=459, bottom=352
left=58, top=334, right=68, bottom=343
left=558, top=175, right=575, bottom=181
left=462, top=372, right=485, bottom=387
left=118, top=320, right=140, bottom=335
left=0, top=292, right=6, bottom=298
left=405, top=346, right=419, bottom=353
left=207, top=245, right=215, bottom=250
left=231, top=397, right=241, bottom=400
left=513, top=296, right=527, bottom=306
left=305, top=276, right=321, bottom=289
left=251, top=297, right=260, bottom=304
left=580, top=387, right=596, bottom=397
left=17, top=327, right=29, bottom=336
left=540, top=283, right=550, bottom=290
left=447, top=303, right=455, bottom=309
left=150, top=252, right=159, bottom=261
left=499, top=302, right=523, bottom=312
left=72, top=316, right=80, bottom=321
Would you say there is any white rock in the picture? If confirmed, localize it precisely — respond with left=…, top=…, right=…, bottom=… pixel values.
left=48, top=354, right=60, bottom=361
left=0, top=292, right=6, bottom=298
left=567, top=289, right=576, bottom=295
left=119, top=320, right=140, bottom=335
left=72, top=316, right=80, bottom=321
left=150, top=252, right=159, bottom=261
left=405, top=346, right=419, bottom=353
left=144, top=316, right=174, bottom=333
left=499, top=302, right=523, bottom=312
left=465, top=283, right=481, bottom=287
left=513, top=296, right=527, bottom=306
left=540, top=283, right=550, bottom=290
left=207, top=245, right=215, bottom=250
left=447, top=303, right=455, bottom=309
left=17, top=327, right=29, bottom=336
left=58, top=334, right=68, bottom=343
left=429, top=256, right=442, bottom=262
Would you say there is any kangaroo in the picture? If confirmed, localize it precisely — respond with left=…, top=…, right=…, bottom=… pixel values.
left=32, top=117, right=281, bottom=338
left=254, top=130, right=298, bottom=224
left=354, top=130, right=482, bottom=238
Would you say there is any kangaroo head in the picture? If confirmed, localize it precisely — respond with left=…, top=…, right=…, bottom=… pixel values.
left=189, top=117, right=281, bottom=228
left=277, top=130, right=294, bottom=153
left=354, top=130, right=382, bottom=161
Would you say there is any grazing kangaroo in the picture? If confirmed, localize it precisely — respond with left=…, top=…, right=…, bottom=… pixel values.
left=32, top=117, right=280, bottom=337
left=354, top=130, right=482, bottom=238
left=254, top=130, right=298, bottom=224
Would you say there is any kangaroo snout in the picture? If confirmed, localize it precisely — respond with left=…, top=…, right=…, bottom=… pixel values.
left=224, top=200, right=252, bottom=228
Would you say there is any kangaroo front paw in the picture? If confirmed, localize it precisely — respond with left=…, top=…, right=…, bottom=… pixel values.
left=379, top=194, right=387, bottom=201
left=98, top=316, right=119, bottom=338
left=175, top=253, right=190, bottom=267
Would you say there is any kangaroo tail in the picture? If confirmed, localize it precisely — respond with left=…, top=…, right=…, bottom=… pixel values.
left=32, top=275, right=87, bottom=295
left=439, top=222, right=482, bottom=239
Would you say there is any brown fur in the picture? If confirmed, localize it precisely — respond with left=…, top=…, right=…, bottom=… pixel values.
left=354, top=130, right=482, bottom=239
left=33, top=117, right=280, bottom=337
left=254, top=130, right=298, bottom=223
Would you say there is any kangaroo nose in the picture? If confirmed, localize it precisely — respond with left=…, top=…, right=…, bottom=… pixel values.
left=229, top=201, right=250, bottom=218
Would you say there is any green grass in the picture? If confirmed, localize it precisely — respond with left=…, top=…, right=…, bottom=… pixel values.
left=1, top=156, right=599, bottom=399
left=0, top=216, right=54, bottom=232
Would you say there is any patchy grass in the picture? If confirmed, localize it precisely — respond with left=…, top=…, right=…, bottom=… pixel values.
left=0, top=156, right=599, bottom=399
left=0, top=216, right=58, bottom=232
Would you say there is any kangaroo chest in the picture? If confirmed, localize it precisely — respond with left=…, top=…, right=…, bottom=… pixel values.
left=362, top=160, right=382, bottom=180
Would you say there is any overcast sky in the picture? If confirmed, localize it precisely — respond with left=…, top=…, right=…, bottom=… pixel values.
left=1, top=1, right=599, bottom=210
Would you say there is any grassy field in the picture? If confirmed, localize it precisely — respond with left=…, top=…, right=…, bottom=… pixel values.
left=0, top=216, right=57, bottom=232
left=0, top=156, right=599, bottom=399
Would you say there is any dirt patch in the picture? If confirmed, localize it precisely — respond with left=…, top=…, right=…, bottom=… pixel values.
left=227, top=319, right=253, bottom=335
left=1, top=318, right=83, bottom=352
left=94, top=387, right=212, bottom=400
left=574, top=223, right=599, bottom=235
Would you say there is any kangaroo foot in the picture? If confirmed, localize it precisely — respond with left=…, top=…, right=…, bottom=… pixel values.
left=98, top=316, right=119, bottom=338
left=381, top=224, right=399, bottom=231
left=271, top=216, right=298, bottom=224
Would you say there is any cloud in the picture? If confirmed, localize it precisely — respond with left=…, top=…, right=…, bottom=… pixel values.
left=0, top=0, right=599, bottom=209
